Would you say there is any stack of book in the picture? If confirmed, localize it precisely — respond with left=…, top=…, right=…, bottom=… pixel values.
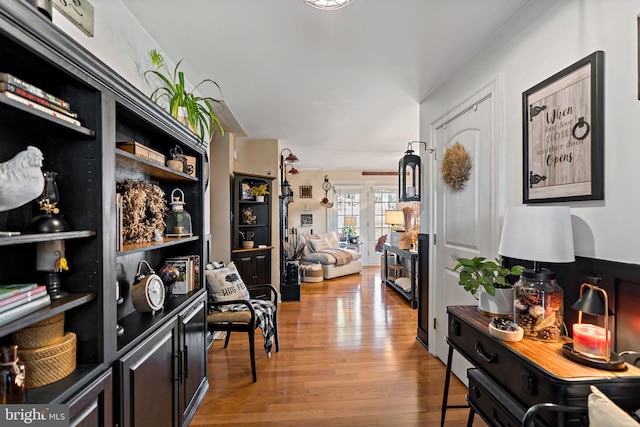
left=0, top=72, right=80, bottom=126
left=0, top=284, right=51, bottom=327
left=163, top=255, right=200, bottom=295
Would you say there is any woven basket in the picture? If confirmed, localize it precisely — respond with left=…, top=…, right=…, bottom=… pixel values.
left=12, top=312, right=64, bottom=349
left=18, top=332, right=76, bottom=389
left=302, top=264, right=323, bottom=283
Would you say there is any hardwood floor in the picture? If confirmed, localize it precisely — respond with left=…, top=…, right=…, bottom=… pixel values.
left=191, top=266, right=486, bottom=426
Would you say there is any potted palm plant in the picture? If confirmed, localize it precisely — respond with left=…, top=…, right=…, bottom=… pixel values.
left=144, top=49, right=224, bottom=146
left=454, top=256, right=524, bottom=316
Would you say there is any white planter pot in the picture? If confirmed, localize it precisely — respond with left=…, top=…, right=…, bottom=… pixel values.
left=479, top=288, right=514, bottom=317
left=255, top=195, right=265, bottom=202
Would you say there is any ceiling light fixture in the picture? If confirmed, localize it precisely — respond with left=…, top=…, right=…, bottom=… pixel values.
left=304, top=0, right=353, bottom=10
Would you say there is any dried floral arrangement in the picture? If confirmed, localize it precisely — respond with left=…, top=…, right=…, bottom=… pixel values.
left=441, top=142, right=471, bottom=191
left=120, top=179, right=168, bottom=245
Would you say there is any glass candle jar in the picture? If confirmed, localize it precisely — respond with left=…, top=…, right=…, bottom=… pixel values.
left=513, top=269, right=564, bottom=342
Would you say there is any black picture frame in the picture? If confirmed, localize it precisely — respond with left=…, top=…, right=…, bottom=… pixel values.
left=300, top=213, right=313, bottom=226
left=522, top=51, right=604, bottom=203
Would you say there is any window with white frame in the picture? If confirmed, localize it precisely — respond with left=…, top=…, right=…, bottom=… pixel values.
left=373, top=189, right=398, bottom=246
left=336, top=192, right=360, bottom=241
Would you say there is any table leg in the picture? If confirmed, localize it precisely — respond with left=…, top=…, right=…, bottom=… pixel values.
left=441, top=342, right=470, bottom=427
left=466, top=407, right=475, bottom=427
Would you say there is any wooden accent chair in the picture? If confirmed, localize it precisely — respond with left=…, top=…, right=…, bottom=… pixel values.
left=204, top=263, right=279, bottom=382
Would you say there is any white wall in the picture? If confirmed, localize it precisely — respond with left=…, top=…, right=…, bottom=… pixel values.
left=286, top=170, right=396, bottom=235
left=53, top=0, right=214, bottom=236
left=420, top=0, right=640, bottom=264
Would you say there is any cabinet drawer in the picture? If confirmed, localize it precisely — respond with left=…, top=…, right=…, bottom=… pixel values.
left=468, top=368, right=525, bottom=427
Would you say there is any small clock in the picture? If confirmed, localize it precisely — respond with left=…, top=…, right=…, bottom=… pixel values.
left=131, top=260, right=165, bottom=315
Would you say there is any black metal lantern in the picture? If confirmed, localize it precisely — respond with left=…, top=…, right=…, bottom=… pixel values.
left=399, top=142, right=425, bottom=202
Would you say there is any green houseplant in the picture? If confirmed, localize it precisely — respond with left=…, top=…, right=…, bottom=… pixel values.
left=454, top=256, right=524, bottom=297
left=454, top=256, right=524, bottom=316
left=144, top=49, right=224, bottom=146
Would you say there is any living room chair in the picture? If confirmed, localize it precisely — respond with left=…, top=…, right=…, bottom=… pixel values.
left=204, top=263, right=279, bottom=382
left=374, top=233, right=388, bottom=253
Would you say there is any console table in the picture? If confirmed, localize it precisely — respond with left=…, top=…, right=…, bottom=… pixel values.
left=443, top=305, right=640, bottom=427
left=382, top=244, right=418, bottom=308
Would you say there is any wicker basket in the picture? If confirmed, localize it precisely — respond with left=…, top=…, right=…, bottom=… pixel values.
left=18, top=332, right=76, bottom=389
left=12, top=312, right=64, bottom=350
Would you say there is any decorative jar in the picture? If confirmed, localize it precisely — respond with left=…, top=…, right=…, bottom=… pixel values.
left=513, top=269, right=564, bottom=342
left=0, top=344, right=25, bottom=403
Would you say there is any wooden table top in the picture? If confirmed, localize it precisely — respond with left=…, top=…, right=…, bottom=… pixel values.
left=448, top=305, right=640, bottom=380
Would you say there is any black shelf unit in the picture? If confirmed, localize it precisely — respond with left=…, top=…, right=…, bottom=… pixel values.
left=231, top=173, right=275, bottom=287
left=382, top=244, right=419, bottom=309
left=0, top=3, right=208, bottom=426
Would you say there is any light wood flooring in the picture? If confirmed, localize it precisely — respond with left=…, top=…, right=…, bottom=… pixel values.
left=191, top=266, right=486, bottom=426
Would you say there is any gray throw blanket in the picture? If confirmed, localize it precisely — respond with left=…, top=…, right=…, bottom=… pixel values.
left=316, top=248, right=353, bottom=266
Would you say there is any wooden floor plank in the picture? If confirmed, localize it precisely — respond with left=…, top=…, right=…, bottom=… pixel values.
left=191, top=266, right=485, bottom=426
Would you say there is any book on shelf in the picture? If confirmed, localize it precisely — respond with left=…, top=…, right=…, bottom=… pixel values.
left=164, top=256, right=198, bottom=294
left=0, top=283, right=38, bottom=301
left=0, top=294, right=51, bottom=327
left=1, top=91, right=81, bottom=126
left=0, top=72, right=71, bottom=110
left=0, top=286, right=47, bottom=314
left=0, top=82, right=78, bottom=118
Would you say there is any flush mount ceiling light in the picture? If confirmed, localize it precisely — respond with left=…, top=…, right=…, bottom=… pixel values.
left=304, top=0, right=353, bottom=10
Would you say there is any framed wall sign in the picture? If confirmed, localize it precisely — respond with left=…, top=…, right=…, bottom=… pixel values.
left=523, top=51, right=604, bottom=203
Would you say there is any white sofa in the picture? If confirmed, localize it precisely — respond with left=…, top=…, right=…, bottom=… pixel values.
left=299, top=232, right=362, bottom=280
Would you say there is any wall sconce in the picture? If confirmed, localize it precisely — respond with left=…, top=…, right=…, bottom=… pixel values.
left=562, top=279, right=626, bottom=370
left=399, top=141, right=427, bottom=202
left=498, top=206, right=575, bottom=342
left=280, top=148, right=299, bottom=197
left=36, top=239, right=68, bottom=299
left=384, top=210, right=405, bottom=231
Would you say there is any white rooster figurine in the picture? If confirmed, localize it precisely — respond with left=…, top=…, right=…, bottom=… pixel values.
left=0, top=146, right=45, bottom=212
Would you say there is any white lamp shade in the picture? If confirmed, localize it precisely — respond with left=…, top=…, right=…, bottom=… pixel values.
left=498, top=206, right=575, bottom=263
left=384, top=210, right=404, bottom=225
left=344, top=216, right=357, bottom=227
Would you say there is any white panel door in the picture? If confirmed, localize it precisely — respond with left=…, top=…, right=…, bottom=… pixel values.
left=432, top=89, right=499, bottom=384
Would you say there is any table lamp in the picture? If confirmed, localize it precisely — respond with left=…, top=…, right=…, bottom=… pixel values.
left=498, top=206, right=575, bottom=342
left=343, top=216, right=357, bottom=243
left=385, top=210, right=405, bottom=231
left=562, top=279, right=626, bottom=370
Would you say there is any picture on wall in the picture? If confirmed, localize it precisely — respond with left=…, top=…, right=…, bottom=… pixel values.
left=522, top=50, right=604, bottom=203
left=300, top=213, right=313, bottom=226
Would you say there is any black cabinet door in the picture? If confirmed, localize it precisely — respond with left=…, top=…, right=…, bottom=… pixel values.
left=233, top=253, right=255, bottom=283
left=179, top=297, right=208, bottom=427
left=66, top=369, right=113, bottom=427
left=119, top=320, right=178, bottom=427
left=253, top=250, right=271, bottom=285
left=233, top=249, right=272, bottom=287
